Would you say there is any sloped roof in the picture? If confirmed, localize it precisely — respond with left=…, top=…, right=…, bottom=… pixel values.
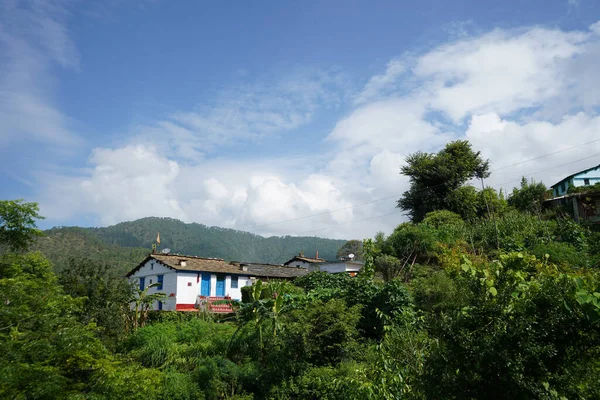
left=551, top=163, right=600, bottom=188
left=283, top=255, right=327, bottom=265
left=127, top=253, right=308, bottom=279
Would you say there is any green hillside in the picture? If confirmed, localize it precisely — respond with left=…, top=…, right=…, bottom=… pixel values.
left=34, top=217, right=347, bottom=273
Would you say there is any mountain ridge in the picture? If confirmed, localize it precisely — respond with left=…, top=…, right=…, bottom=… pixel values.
left=34, top=217, right=348, bottom=273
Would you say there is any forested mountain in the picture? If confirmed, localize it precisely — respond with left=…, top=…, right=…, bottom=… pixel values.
left=33, top=217, right=347, bottom=273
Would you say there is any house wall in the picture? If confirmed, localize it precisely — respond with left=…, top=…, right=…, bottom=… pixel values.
left=176, top=271, right=253, bottom=308
left=129, top=260, right=177, bottom=311
left=313, top=262, right=363, bottom=274
left=572, top=167, right=600, bottom=188
left=176, top=272, right=201, bottom=309
left=554, top=167, right=600, bottom=197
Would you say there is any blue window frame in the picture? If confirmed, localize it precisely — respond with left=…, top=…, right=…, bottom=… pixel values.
left=158, top=301, right=163, bottom=311
left=231, top=275, right=238, bottom=289
left=157, top=275, right=164, bottom=290
left=139, top=277, right=145, bottom=291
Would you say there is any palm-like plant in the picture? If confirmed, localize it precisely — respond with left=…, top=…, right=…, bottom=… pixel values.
left=130, top=282, right=166, bottom=330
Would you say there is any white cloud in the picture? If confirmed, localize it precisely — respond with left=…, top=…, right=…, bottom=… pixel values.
left=134, top=69, right=349, bottom=161
left=36, top=19, right=600, bottom=241
left=415, top=27, right=589, bottom=121
left=466, top=112, right=600, bottom=189
left=355, top=60, right=405, bottom=104
left=41, top=145, right=187, bottom=225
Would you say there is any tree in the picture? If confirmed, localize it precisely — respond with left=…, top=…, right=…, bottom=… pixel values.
left=508, top=177, right=547, bottom=214
left=0, top=199, right=44, bottom=252
left=60, top=257, right=133, bottom=345
left=336, top=240, right=364, bottom=260
left=0, top=252, right=108, bottom=398
left=397, top=141, right=490, bottom=222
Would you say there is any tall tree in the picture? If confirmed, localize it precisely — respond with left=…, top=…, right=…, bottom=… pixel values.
left=397, top=140, right=490, bottom=222
left=0, top=199, right=43, bottom=252
left=508, top=177, right=547, bottom=214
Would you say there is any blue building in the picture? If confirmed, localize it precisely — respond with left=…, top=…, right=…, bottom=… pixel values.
left=551, top=163, right=600, bottom=197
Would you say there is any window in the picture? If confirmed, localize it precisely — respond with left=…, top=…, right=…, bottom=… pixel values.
left=584, top=178, right=590, bottom=185
left=151, top=263, right=154, bottom=270
left=157, top=274, right=164, bottom=290
left=149, top=279, right=153, bottom=284
left=560, top=182, right=565, bottom=193
left=158, top=301, right=163, bottom=311
left=139, top=277, right=145, bottom=291
left=231, top=275, right=238, bottom=289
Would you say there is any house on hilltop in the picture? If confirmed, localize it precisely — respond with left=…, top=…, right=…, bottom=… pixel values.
left=550, top=164, right=600, bottom=197
left=544, top=163, right=600, bottom=223
left=127, top=253, right=307, bottom=312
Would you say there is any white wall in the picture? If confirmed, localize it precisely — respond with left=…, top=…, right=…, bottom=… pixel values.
left=131, top=260, right=259, bottom=310
left=129, top=259, right=177, bottom=311
left=225, top=275, right=250, bottom=300
left=176, top=272, right=201, bottom=306
left=314, top=262, right=362, bottom=274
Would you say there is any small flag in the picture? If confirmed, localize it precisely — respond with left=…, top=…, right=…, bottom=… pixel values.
left=156, top=232, right=161, bottom=244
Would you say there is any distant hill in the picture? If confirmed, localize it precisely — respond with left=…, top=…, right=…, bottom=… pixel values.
left=32, top=217, right=347, bottom=274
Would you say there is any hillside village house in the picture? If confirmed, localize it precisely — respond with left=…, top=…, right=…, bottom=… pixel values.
left=284, top=252, right=364, bottom=276
left=545, top=163, right=600, bottom=223
left=551, top=164, right=600, bottom=197
left=127, top=253, right=307, bottom=312
left=310, top=260, right=364, bottom=276
left=283, top=252, right=326, bottom=268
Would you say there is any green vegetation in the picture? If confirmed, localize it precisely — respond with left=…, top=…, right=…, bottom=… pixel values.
left=1, top=141, right=600, bottom=398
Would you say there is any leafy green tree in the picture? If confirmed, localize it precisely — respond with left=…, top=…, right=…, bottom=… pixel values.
left=508, top=177, right=547, bottom=214
left=422, top=253, right=600, bottom=399
left=374, top=254, right=403, bottom=282
left=0, top=199, right=43, bottom=252
left=59, top=257, right=133, bottom=345
left=397, top=140, right=490, bottom=222
left=0, top=252, right=108, bottom=398
left=336, top=239, right=364, bottom=260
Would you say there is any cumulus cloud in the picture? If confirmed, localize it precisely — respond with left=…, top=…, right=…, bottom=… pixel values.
left=36, top=18, right=600, bottom=240
left=41, top=145, right=187, bottom=225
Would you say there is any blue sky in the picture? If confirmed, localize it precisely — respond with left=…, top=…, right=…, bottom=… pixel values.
left=1, top=0, right=600, bottom=239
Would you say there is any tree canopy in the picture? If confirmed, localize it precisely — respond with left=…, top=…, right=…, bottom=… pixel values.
left=0, top=199, right=44, bottom=252
left=397, top=140, right=490, bottom=222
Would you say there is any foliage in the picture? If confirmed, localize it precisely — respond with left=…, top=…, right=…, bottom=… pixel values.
left=0, top=252, right=109, bottom=398
left=59, top=257, right=133, bottom=346
left=397, top=140, right=490, bottom=222
left=421, top=210, right=464, bottom=229
left=422, top=253, right=600, bottom=399
left=3, top=188, right=600, bottom=399
left=374, top=254, right=403, bottom=281
left=0, top=199, right=44, bottom=252
left=567, top=181, right=600, bottom=194
left=508, top=177, right=548, bottom=214
left=336, top=239, right=364, bottom=260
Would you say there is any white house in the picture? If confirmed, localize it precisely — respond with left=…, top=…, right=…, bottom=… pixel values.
left=127, top=253, right=307, bottom=311
left=283, top=252, right=326, bottom=269
left=308, top=260, right=364, bottom=276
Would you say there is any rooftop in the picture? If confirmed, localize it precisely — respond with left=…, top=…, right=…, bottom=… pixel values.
left=128, top=253, right=308, bottom=279
left=283, top=252, right=327, bottom=265
left=551, top=163, right=600, bottom=188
